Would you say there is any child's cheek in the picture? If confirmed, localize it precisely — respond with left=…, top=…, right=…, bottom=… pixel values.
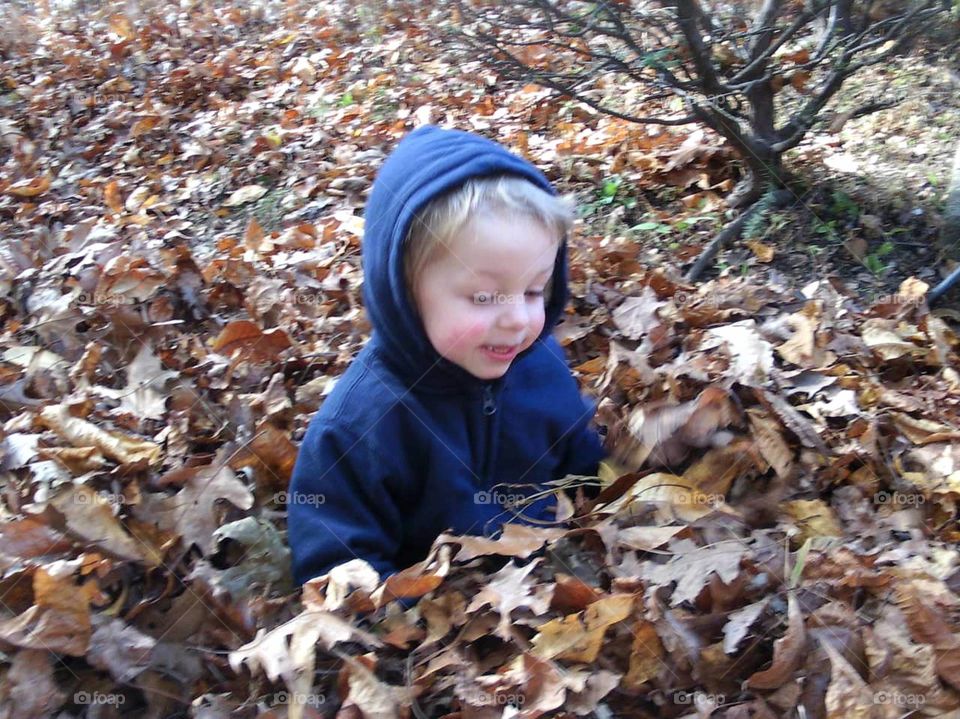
left=440, top=319, right=487, bottom=352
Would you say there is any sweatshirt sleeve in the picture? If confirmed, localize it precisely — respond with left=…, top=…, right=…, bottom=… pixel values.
left=287, top=418, right=403, bottom=586
left=556, top=392, right=607, bottom=499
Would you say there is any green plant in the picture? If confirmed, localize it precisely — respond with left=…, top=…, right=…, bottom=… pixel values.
left=578, top=175, right=637, bottom=218
left=864, top=240, right=895, bottom=275
left=767, top=211, right=791, bottom=233
left=631, top=220, right=671, bottom=235
left=743, top=188, right=781, bottom=239
left=813, top=218, right=840, bottom=243
left=673, top=214, right=719, bottom=231
left=338, top=91, right=354, bottom=107
left=830, top=190, right=859, bottom=220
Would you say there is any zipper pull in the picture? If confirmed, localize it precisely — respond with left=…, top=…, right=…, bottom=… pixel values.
left=482, top=385, right=496, bottom=415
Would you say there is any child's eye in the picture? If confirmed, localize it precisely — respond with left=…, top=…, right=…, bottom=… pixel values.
left=472, top=291, right=495, bottom=305
left=525, top=290, right=545, bottom=299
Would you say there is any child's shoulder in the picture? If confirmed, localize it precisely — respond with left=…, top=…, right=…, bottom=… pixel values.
left=311, top=344, right=409, bottom=428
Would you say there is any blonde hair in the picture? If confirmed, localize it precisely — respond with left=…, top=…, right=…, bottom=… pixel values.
left=403, top=175, right=574, bottom=304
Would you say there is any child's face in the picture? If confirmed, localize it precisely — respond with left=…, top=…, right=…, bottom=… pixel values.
left=412, top=211, right=559, bottom=380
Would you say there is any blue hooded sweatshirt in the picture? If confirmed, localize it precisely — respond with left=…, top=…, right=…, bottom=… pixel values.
left=287, top=125, right=606, bottom=585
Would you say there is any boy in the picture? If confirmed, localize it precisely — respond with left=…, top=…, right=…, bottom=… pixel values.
left=287, top=125, right=606, bottom=586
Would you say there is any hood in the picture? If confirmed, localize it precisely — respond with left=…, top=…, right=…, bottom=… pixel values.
left=360, top=124, right=570, bottom=391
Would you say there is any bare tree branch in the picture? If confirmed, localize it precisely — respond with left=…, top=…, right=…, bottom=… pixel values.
left=446, top=0, right=952, bottom=207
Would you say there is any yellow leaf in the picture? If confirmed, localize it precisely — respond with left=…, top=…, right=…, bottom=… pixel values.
left=104, top=180, right=123, bottom=213
left=746, top=240, right=775, bottom=262
left=783, top=499, right=842, bottom=544
left=6, top=176, right=51, bottom=197
left=130, top=116, right=160, bottom=137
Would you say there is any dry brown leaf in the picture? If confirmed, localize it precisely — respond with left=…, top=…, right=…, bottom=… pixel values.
left=822, top=641, right=874, bottom=719
left=776, top=307, right=836, bottom=368
left=640, top=539, right=745, bottom=606
left=783, top=499, right=843, bottom=542
left=531, top=594, right=633, bottom=662
left=618, top=525, right=685, bottom=551
left=890, top=412, right=960, bottom=445
left=612, top=287, right=667, bottom=340
left=50, top=485, right=156, bottom=564
left=223, top=184, right=268, bottom=207
left=0, top=517, right=75, bottom=559
left=704, top=319, right=776, bottom=385
left=340, top=655, right=408, bottom=719
left=612, top=386, right=738, bottom=470
left=211, top=320, right=292, bottom=362
left=228, top=420, right=298, bottom=489
left=747, top=593, right=806, bottom=689
left=135, top=454, right=254, bottom=555
left=0, top=603, right=90, bottom=657
left=104, top=180, right=124, bottom=213
left=36, top=445, right=106, bottom=474
left=623, top=620, right=665, bottom=689
left=596, top=471, right=728, bottom=523
left=38, top=403, right=162, bottom=467
left=0, top=648, right=65, bottom=717
left=230, top=611, right=380, bottom=719
left=723, top=598, right=769, bottom=654
left=437, top=523, right=566, bottom=562
left=747, top=408, right=795, bottom=479
left=466, top=559, right=553, bottom=641
left=861, top=319, right=918, bottom=360
left=6, top=176, right=51, bottom=197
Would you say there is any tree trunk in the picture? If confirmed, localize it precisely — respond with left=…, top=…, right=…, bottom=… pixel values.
left=728, top=148, right=788, bottom=208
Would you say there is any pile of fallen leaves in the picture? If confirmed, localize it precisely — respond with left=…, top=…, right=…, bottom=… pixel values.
left=3, top=220, right=960, bottom=718
left=2, top=1, right=960, bottom=718
left=225, top=272, right=960, bottom=719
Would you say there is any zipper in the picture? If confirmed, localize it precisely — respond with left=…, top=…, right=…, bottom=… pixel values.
left=482, top=384, right=497, bottom=416
left=478, top=382, right=498, bottom=486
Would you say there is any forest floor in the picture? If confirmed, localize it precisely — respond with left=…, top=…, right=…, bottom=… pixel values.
left=2, top=2, right=960, bottom=719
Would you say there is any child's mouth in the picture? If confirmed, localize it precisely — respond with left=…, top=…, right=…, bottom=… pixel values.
left=481, top=345, right=519, bottom=361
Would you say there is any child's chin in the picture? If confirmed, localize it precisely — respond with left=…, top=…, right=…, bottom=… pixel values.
left=464, top=359, right=510, bottom=380
left=472, top=367, right=509, bottom=380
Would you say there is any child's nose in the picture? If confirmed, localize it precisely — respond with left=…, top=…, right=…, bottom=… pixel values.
left=497, top=299, right=528, bottom=330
